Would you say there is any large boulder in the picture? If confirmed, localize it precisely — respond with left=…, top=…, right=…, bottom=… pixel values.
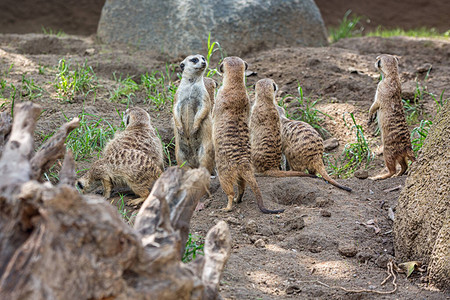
left=97, top=0, right=328, bottom=58
left=394, top=100, right=450, bottom=291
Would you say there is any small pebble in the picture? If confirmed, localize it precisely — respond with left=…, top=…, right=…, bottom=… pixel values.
left=254, top=239, right=266, bottom=248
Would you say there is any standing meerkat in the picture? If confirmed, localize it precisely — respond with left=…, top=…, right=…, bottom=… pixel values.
left=368, top=54, right=415, bottom=180
left=173, top=54, right=214, bottom=173
left=277, top=106, right=352, bottom=192
left=76, top=107, right=164, bottom=206
left=250, top=78, right=316, bottom=178
left=213, top=57, right=284, bottom=214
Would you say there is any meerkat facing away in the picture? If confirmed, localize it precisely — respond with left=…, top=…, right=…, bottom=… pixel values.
left=250, top=78, right=316, bottom=178
left=368, top=54, right=415, bottom=180
left=213, top=57, right=284, bottom=214
left=77, top=107, right=164, bottom=206
left=204, top=77, right=218, bottom=111
left=277, top=106, right=352, bottom=192
left=173, top=54, right=214, bottom=173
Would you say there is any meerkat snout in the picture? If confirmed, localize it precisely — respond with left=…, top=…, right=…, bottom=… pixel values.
left=76, top=180, right=84, bottom=190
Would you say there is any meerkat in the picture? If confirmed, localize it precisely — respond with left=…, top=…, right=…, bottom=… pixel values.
left=250, top=78, right=316, bottom=178
left=76, top=107, right=164, bottom=206
left=203, top=77, right=218, bottom=110
left=213, top=57, right=284, bottom=214
left=173, top=54, right=214, bottom=173
left=277, top=106, right=352, bottom=192
left=368, top=54, right=415, bottom=180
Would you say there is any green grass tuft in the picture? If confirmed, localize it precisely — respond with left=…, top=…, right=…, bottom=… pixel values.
left=326, top=113, right=373, bottom=178
left=328, top=10, right=363, bottom=43
left=182, top=233, right=205, bottom=263
left=141, top=65, right=177, bottom=109
left=366, top=26, right=449, bottom=38
left=109, top=73, right=139, bottom=104
left=54, top=59, right=97, bottom=102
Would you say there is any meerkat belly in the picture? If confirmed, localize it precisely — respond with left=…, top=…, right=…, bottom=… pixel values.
left=177, top=86, right=204, bottom=134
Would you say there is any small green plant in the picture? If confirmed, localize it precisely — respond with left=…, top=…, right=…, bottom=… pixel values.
left=54, top=59, right=97, bottom=101
left=410, top=119, right=432, bottom=154
left=41, top=26, right=65, bottom=37
left=326, top=113, right=373, bottom=178
left=141, top=65, right=177, bottom=109
left=20, top=75, right=44, bottom=100
left=182, top=233, right=205, bottom=263
left=329, top=10, right=363, bottom=43
left=284, top=84, right=331, bottom=137
left=205, top=33, right=226, bottom=77
left=114, top=194, right=137, bottom=225
left=156, top=128, right=176, bottom=166
left=109, top=73, right=139, bottom=104
left=64, top=112, right=118, bottom=161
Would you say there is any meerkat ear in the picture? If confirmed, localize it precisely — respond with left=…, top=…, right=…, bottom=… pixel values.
left=214, top=79, right=219, bottom=88
left=377, top=59, right=381, bottom=69
left=393, top=55, right=400, bottom=64
left=126, top=115, right=131, bottom=126
left=180, top=62, right=185, bottom=72
left=218, top=62, right=224, bottom=74
left=244, top=61, right=248, bottom=70
left=273, top=82, right=278, bottom=92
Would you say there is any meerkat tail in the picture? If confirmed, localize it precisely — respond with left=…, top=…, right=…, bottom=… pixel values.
left=244, top=169, right=285, bottom=214
left=255, top=170, right=317, bottom=178
left=316, top=164, right=352, bottom=192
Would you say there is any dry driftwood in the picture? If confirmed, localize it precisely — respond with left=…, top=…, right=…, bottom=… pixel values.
left=0, top=102, right=231, bottom=300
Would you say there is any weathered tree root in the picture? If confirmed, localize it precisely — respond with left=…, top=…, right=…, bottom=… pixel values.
left=0, top=102, right=232, bottom=300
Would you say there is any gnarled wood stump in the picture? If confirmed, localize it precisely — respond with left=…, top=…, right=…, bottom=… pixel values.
left=0, top=102, right=231, bottom=300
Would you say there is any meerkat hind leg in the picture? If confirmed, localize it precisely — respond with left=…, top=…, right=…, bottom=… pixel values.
left=126, top=184, right=150, bottom=207
left=369, top=156, right=397, bottom=180
left=219, top=174, right=235, bottom=212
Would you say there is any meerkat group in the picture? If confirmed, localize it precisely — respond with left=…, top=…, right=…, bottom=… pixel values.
left=77, top=52, right=413, bottom=213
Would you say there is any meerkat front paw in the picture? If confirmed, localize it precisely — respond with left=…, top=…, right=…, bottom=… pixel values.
left=127, top=197, right=146, bottom=207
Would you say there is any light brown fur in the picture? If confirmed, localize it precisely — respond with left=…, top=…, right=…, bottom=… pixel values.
left=368, top=54, right=415, bottom=180
left=213, top=57, right=284, bottom=214
left=250, top=78, right=315, bottom=178
left=277, top=106, right=352, bottom=192
left=203, top=77, right=218, bottom=111
left=173, top=54, right=214, bottom=173
left=76, top=107, right=164, bottom=206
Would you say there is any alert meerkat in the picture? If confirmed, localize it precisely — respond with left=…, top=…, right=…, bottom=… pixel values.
left=76, top=107, right=164, bottom=206
left=368, top=54, right=415, bottom=180
left=213, top=57, right=284, bottom=214
left=250, top=78, right=316, bottom=178
left=173, top=54, right=214, bottom=173
left=277, top=106, right=352, bottom=192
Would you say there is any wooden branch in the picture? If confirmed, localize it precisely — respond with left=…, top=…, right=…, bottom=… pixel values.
left=201, top=221, right=232, bottom=300
left=30, top=117, right=79, bottom=181
left=135, top=166, right=210, bottom=259
left=0, top=110, right=12, bottom=153
left=58, top=150, right=76, bottom=186
left=0, top=103, right=41, bottom=196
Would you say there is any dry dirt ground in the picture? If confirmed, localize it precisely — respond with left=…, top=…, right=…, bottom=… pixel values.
left=1, top=34, right=449, bottom=299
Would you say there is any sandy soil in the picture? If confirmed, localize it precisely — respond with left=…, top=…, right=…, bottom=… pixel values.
left=1, top=33, right=449, bottom=299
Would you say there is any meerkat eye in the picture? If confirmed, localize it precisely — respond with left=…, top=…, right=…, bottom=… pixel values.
left=191, top=58, right=199, bottom=63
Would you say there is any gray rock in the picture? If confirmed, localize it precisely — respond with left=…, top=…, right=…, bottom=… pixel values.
left=401, top=80, right=418, bottom=101
left=375, top=253, right=395, bottom=268
left=320, top=209, right=331, bottom=217
left=323, top=137, right=339, bottom=151
left=254, top=238, right=266, bottom=248
left=354, top=169, right=368, bottom=179
left=97, top=0, right=328, bottom=58
left=244, top=219, right=258, bottom=235
left=338, top=242, right=358, bottom=257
